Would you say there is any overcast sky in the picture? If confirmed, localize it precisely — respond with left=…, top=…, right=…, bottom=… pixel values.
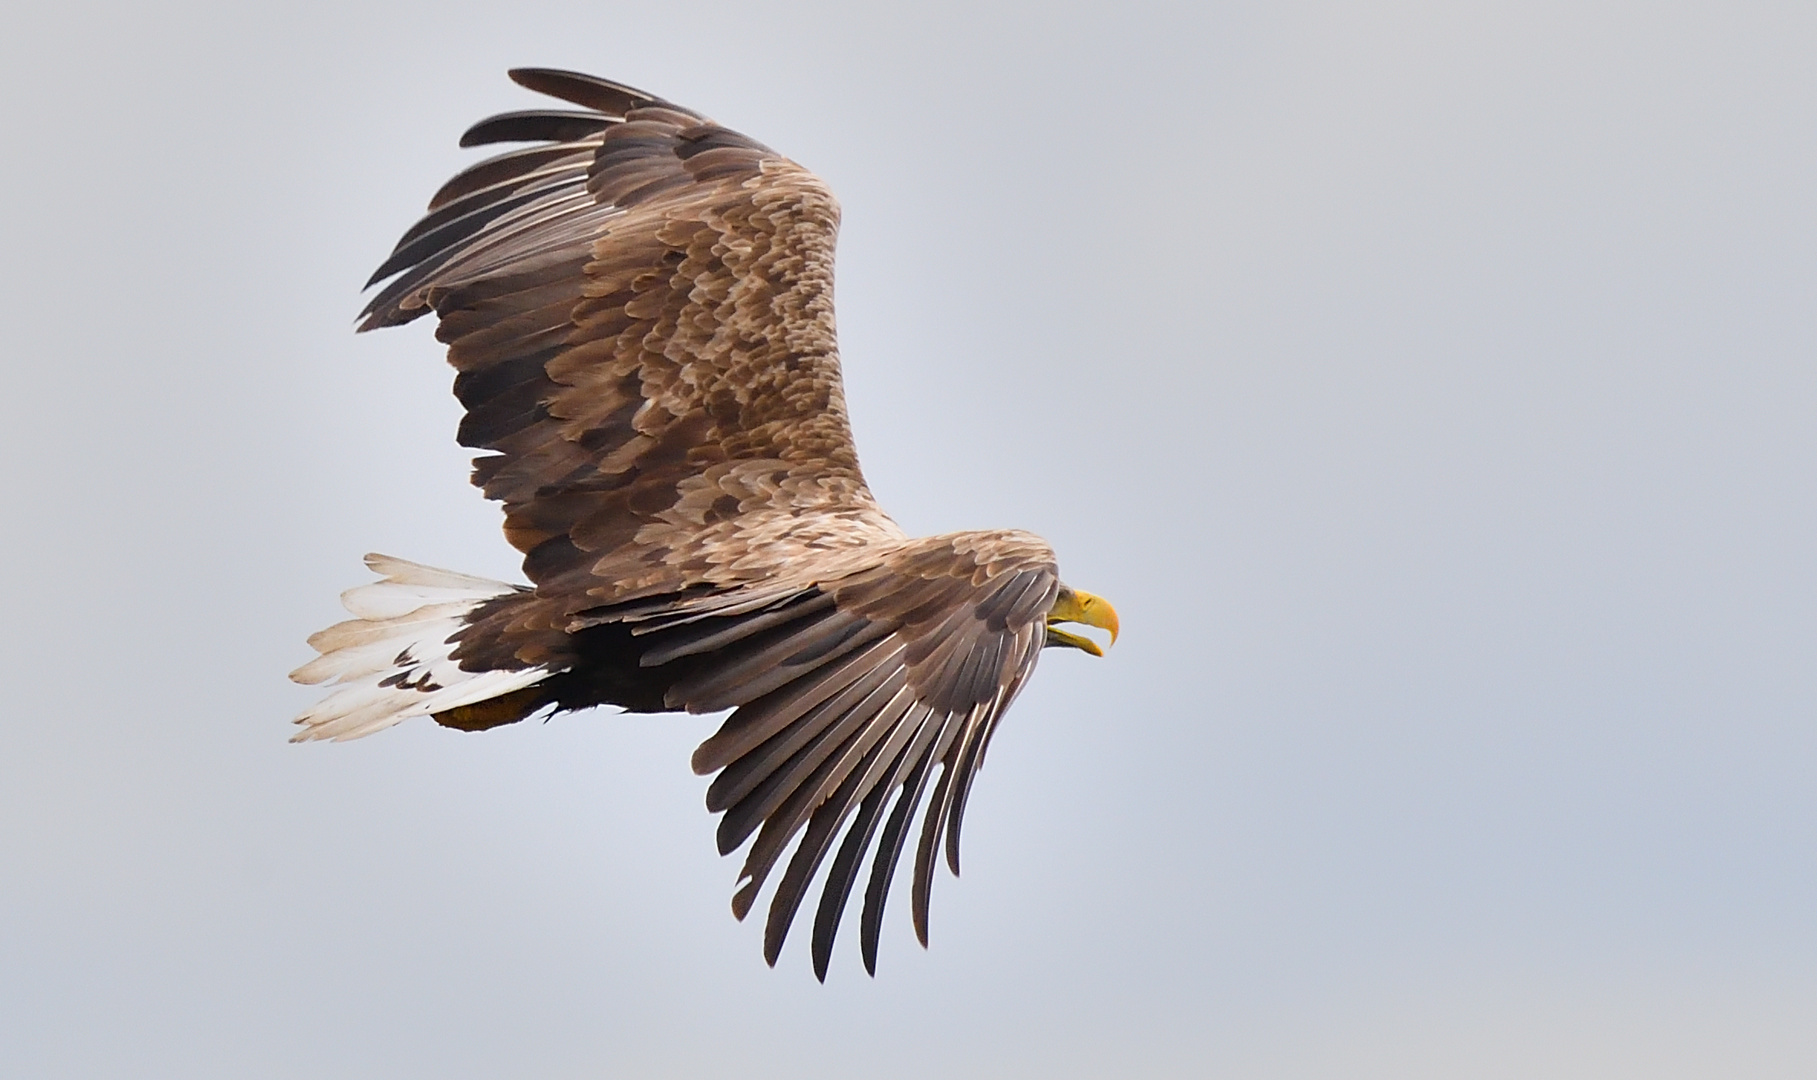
left=3, top=1, right=1815, bottom=1076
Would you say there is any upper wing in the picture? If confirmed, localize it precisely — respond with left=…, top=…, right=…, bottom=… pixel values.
left=662, top=531, right=1062, bottom=979
left=362, top=69, right=901, bottom=613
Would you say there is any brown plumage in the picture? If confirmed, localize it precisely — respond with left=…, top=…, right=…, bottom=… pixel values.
left=291, top=69, right=1119, bottom=979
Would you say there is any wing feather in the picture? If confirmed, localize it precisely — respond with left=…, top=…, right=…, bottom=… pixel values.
left=370, top=180, right=583, bottom=288
left=860, top=711, right=964, bottom=973
left=429, top=144, right=596, bottom=211
left=911, top=746, right=962, bottom=947
left=728, top=679, right=912, bottom=920
left=505, top=68, right=664, bottom=115
left=677, top=535, right=1057, bottom=971
left=716, top=662, right=910, bottom=859
left=762, top=700, right=931, bottom=967
left=706, top=646, right=903, bottom=819
left=458, top=109, right=614, bottom=148
left=693, top=635, right=897, bottom=781
left=946, top=650, right=1041, bottom=873
left=811, top=706, right=951, bottom=979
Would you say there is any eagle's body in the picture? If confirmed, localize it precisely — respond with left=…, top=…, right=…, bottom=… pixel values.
left=292, top=70, right=1117, bottom=978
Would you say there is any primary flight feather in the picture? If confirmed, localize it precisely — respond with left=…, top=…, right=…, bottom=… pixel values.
left=292, top=68, right=1118, bottom=979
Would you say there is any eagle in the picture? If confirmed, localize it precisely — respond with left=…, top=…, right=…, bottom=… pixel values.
left=291, top=68, right=1119, bottom=979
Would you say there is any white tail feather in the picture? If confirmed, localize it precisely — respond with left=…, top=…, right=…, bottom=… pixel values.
left=290, top=554, right=553, bottom=742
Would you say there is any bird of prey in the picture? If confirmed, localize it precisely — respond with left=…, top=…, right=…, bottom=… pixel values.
left=291, top=68, right=1119, bottom=979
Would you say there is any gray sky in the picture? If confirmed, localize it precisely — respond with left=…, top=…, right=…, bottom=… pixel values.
left=3, top=0, right=1815, bottom=1076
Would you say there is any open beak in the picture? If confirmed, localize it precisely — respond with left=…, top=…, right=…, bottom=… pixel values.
left=1045, top=588, right=1119, bottom=657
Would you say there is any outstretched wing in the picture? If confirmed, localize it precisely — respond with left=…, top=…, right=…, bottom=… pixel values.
left=362, top=68, right=902, bottom=615
left=658, top=531, right=1061, bottom=979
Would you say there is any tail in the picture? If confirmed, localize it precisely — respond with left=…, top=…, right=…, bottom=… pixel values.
left=289, top=554, right=557, bottom=742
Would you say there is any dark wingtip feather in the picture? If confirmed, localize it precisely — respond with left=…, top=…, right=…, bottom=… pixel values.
left=355, top=265, right=436, bottom=330
left=912, top=757, right=962, bottom=949
left=862, top=743, right=942, bottom=974
left=947, top=707, right=1010, bottom=877
left=459, top=109, right=614, bottom=148
left=731, top=878, right=758, bottom=921
left=427, top=144, right=588, bottom=212
left=354, top=299, right=420, bottom=333
left=762, top=903, right=790, bottom=967
left=718, top=811, right=749, bottom=855
left=811, top=782, right=895, bottom=982
left=508, top=68, right=664, bottom=115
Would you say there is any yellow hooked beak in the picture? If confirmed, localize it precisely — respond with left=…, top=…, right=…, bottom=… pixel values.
left=1045, top=587, right=1120, bottom=657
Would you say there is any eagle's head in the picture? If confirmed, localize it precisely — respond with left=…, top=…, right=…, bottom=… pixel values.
left=1045, top=586, right=1119, bottom=656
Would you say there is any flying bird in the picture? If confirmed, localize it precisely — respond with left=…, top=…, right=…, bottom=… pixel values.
left=291, top=68, right=1119, bottom=979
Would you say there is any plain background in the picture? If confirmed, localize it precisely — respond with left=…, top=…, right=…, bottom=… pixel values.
left=3, top=1, right=1814, bottom=1076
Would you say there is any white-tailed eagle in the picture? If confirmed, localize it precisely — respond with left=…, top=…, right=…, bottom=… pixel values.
left=292, top=69, right=1119, bottom=979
